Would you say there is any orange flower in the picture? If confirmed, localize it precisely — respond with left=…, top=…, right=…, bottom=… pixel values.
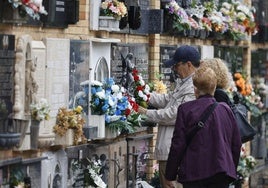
left=234, top=72, right=242, bottom=79
left=233, top=72, right=253, bottom=96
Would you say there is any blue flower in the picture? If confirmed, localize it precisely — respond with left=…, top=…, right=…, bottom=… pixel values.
left=102, top=104, right=109, bottom=112
left=94, top=98, right=100, bottom=106
left=91, top=87, right=97, bottom=94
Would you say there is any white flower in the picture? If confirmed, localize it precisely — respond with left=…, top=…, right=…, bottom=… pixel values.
left=30, top=98, right=50, bottom=121
left=108, top=96, right=116, bottom=107
left=120, top=87, right=126, bottom=93
left=86, top=158, right=107, bottom=188
left=222, top=2, right=232, bottom=10
left=237, top=12, right=247, bottom=21
left=91, top=80, right=103, bottom=87
left=142, top=95, right=148, bottom=101
left=144, top=85, right=151, bottom=94
left=96, top=90, right=106, bottom=99
left=111, top=85, right=120, bottom=93
left=139, top=78, right=145, bottom=86
left=138, top=90, right=145, bottom=98
left=113, top=92, right=123, bottom=100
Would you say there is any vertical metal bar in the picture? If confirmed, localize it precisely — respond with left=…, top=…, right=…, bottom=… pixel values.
left=114, top=152, right=117, bottom=188
left=126, top=139, right=129, bottom=188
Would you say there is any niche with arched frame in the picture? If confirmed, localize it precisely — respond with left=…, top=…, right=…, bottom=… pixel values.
left=94, top=57, right=109, bottom=82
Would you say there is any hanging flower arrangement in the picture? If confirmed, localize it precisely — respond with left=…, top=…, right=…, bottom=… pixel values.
left=219, top=0, right=258, bottom=40
left=100, top=0, right=128, bottom=20
left=8, top=0, right=48, bottom=20
left=165, top=0, right=191, bottom=32
left=164, top=0, right=258, bottom=40
left=229, top=72, right=263, bottom=117
left=230, top=145, right=257, bottom=187
left=84, top=158, right=107, bottom=188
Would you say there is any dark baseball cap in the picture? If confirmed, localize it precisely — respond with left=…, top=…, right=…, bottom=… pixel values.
left=164, top=45, right=200, bottom=67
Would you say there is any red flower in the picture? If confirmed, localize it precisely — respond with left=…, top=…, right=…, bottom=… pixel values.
left=132, top=69, right=138, bottom=75
left=134, top=75, right=139, bottom=82
left=136, top=86, right=143, bottom=91
left=22, top=0, right=30, bottom=4
left=132, top=103, right=139, bottom=112
left=125, top=108, right=131, bottom=116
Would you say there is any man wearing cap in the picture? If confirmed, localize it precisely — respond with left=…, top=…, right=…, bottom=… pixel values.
left=138, top=45, right=201, bottom=188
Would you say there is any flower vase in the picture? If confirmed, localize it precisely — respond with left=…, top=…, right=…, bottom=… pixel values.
left=99, top=16, right=120, bottom=31
left=105, top=127, right=118, bottom=139
left=90, top=115, right=105, bottom=138
left=30, top=120, right=40, bottom=149
left=199, top=30, right=209, bottom=39
left=55, top=129, right=74, bottom=146
left=0, top=1, right=28, bottom=24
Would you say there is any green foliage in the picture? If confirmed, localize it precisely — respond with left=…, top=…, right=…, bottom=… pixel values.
left=150, top=170, right=161, bottom=188
left=9, top=167, right=24, bottom=187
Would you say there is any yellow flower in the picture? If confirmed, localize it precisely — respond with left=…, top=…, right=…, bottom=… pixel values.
left=153, top=80, right=167, bottom=94
left=74, top=105, right=83, bottom=114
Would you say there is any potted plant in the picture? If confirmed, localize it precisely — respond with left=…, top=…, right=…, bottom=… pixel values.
left=9, top=167, right=25, bottom=188
left=53, top=106, right=86, bottom=146
left=99, top=0, right=128, bottom=31
left=100, top=0, right=127, bottom=20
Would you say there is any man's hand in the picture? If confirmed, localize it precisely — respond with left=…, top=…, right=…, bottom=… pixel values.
left=166, top=180, right=176, bottom=188
left=138, top=106, right=147, bottom=115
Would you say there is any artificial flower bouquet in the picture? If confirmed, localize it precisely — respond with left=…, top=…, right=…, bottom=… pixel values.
left=70, top=157, right=107, bottom=188
left=230, top=72, right=263, bottom=117
left=219, top=0, right=257, bottom=39
left=100, top=0, right=128, bottom=20
left=53, top=106, right=86, bottom=145
left=103, top=78, right=143, bottom=134
left=231, top=145, right=257, bottom=186
left=165, top=0, right=258, bottom=40
left=132, top=68, right=151, bottom=108
left=90, top=80, right=107, bottom=115
left=165, top=0, right=191, bottom=32
left=30, top=98, right=50, bottom=121
left=150, top=80, right=167, bottom=94
left=90, top=78, right=142, bottom=134
left=103, top=78, right=130, bottom=132
left=84, top=158, right=107, bottom=188
left=8, top=0, right=48, bottom=20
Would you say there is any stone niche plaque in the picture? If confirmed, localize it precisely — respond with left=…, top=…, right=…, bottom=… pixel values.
left=0, top=34, right=15, bottom=119
left=0, top=34, right=15, bottom=58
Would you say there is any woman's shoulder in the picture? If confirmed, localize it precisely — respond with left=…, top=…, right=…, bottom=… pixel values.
left=180, top=95, right=214, bottom=109
left=214, top=88, right=232, bottom=105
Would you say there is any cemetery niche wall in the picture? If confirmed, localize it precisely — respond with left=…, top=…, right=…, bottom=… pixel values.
left=0, top=34, right=34, bottom=149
